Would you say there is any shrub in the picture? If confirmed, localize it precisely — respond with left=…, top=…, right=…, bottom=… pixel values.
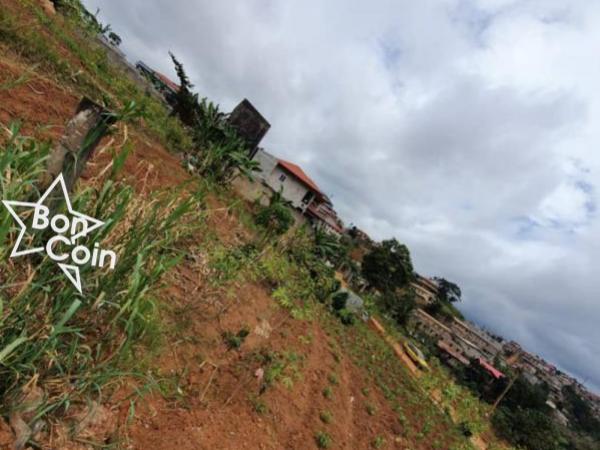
left=255, top=191, right=294, bottom=238
left=331, top=291, right=349, bottom=311
left=366, top=404, right=377, bottom=416
left=222, top=327, right=250, bottom=350
left=327, top=373, right=339, bottom=385
left=372, top=435, right=386, bottom=449
left=315, top=431, right=332, bottom=449
left=338, top=308, right=356, bottom=326
left=255, top=202, right=294, bottom=236
left=319, top=410, right=333, bottom=424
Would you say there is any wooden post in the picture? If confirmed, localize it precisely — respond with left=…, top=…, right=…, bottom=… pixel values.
left=489, top=354, right=522, bottom=417
left=44, top=97, right=116, bottom=192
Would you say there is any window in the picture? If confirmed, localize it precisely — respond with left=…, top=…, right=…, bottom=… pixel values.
left=279, top=173, right=287, bottom=182
left=301, top=191, right=314, bottom=204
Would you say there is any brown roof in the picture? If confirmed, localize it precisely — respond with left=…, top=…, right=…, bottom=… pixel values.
left=154, top=71, right=180, bottom=92
left=277, top=159, right=322, bottom=195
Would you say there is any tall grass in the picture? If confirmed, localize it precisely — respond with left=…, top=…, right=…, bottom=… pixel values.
left=0, top=123, right=200, bottom=421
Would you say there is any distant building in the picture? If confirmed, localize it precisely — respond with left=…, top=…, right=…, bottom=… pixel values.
left=450, top=317, right=502, bottom=361
left=410, top=308, right=453, bottom=342
left=437, top=340, right=470, bottom=367
left=410, top=308, right=504, bottom=376
left=410, top=275, right=439, bottom=306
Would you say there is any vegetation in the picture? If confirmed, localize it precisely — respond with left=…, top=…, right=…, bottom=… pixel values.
left=313, top=228, right=345, bottom=264
left=380, top=288, right=416, bottom=326
left=255, top=190, right=294, bottom=239
left=222, top=327, right=250, bottom=350
left=319, top=410, right=333, bottom=424
left=493, top=407, right=565, bottom=450
left=2, top=3, right=594, bottom=450
left=315, top=431, right=332, bottom=449
left=434, top=277, right=462, bottom=303
left=249, top=395, right=268, bottom=414
left=322, top=386, right=333, bottom=399
left=372, top=435, right=386, bottom=449
left=361, top=239, right=414, bottom=292
left=562, top=385, right=600, bottom=439
left=0, top=124, right=198, bottom=424
left=169, top=54, right=260, bottom=183
left=425, top=277, right=465, bottom=321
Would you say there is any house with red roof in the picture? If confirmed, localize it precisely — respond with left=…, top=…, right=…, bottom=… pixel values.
left=135, top=61, right=180, bottom=105
left=252, top=149, right=344, bottom=235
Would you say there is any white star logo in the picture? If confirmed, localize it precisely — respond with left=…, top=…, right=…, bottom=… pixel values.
left=2, top=174, right=105, bottom=293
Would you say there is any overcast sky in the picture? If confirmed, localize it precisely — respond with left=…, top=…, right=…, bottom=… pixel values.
left=83, top=0, right=600, bottom=392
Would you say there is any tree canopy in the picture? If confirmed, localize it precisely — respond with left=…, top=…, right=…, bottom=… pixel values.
left=434, top=277, right=462, bottom=303
left=361, top=238, right=414, bottom=292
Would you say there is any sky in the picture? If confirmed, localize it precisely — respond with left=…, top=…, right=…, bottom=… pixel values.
left=83, top=0, right=600, bottom=392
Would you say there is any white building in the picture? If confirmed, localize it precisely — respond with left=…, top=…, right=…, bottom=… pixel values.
left=251, top=149, right=343, bottom=234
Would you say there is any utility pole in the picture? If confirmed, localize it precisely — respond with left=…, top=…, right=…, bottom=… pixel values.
left=488, top=353, right=521, bottom=417
left=489, top=373, right=518, bottom=416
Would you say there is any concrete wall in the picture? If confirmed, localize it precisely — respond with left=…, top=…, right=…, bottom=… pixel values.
left=252, top=149, right=314, bottom=211
left=254, top=149, right=278, bottom=182
left=267, top=165, right=312, bottom=211
left=231, top=176, right=271, bottom=206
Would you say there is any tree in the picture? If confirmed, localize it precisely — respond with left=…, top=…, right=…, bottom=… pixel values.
left=425, top=277, right=463, bottom=321
left=169, top=55, right=260, bottom=183
left=562, top=385, right=600, bottom=438
left=493, top=407, right=566, bottom=450
left=380, top=289, right=416, bottom=326
left=169, top=52, right=200, bottom=126
left=313, top=229, right=344, bottom=264
left=434, top=277, right=462, bottom=302
left=361, top=239, right=413, bottom=292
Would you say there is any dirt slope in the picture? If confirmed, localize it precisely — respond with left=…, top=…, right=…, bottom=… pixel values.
left=0, top=3, right=475, bottom=448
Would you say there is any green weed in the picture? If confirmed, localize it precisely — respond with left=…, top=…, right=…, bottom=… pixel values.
left=315, top=431, right=332, bottom=449
left=319, top=410, right=333, bottom=424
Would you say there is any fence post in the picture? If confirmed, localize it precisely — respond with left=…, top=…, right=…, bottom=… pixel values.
left=44, top=97, right=116, bottom=192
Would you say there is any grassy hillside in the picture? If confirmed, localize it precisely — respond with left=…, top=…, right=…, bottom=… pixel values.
left=0, top=1, right=512, bottom=449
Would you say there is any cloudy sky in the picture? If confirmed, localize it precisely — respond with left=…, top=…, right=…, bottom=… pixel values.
left=83, top=0, right=600, bottom=391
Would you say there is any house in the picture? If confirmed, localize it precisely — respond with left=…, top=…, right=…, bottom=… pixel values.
left=135, top=61, right=180, bottom=104
left=437, top=340, right=470, bottom=367
left=410, top=308, right=453, bottom=342
left=450, top=317, right=502, bottom=361
left=410, top=275, right=439, bottom=307
left=305, top=194, right=344, bottom=235
left=477, top=358, right=505, bottom=379
left=251, top=149, right=344, bottom=235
